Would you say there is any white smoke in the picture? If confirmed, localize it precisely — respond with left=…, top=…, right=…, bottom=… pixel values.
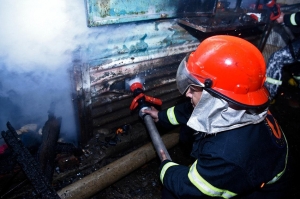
left=0, top=0, right=91, bottom=144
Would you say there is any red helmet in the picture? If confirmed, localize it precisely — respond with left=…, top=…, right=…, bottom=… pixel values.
left=176, top=35, right=270, bottom=108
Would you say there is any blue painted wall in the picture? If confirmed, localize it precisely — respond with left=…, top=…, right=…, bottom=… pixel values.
left=86, top=0, right=217, bottom=26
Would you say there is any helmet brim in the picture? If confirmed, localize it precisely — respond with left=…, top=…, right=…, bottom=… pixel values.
left=208, top=86, right=270, bottom=109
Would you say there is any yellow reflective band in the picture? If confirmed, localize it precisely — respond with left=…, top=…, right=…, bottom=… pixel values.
left=288, top=78, right=298, bottom=87
left=290, top=13, right=297, bottom=26
left=266, top=77, right=282, bottom=85
left=160, top=162, right=179, bottom=184
left=188, top=161, right=237, bottom=198
left=167, top=106, right=179, bottom=125
left=267, top=129, right=289, bottom=184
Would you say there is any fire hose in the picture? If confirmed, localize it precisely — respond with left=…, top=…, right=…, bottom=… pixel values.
left=129, top=80, right=172, bottom=161
left=140, top=110, right=172, bottom=161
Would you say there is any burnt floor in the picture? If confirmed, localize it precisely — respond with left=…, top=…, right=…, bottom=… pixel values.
left=92, top=143, right=195, bottom=199
left=92, top=85, right=300, bottom=199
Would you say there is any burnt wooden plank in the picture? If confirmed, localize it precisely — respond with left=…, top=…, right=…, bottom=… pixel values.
left=1, top=122, right=59, bottom=198
left=38, top=113, right=61, bottom=183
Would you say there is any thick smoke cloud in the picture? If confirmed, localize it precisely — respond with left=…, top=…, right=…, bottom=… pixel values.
left=0, top=0, right=91, bottom=144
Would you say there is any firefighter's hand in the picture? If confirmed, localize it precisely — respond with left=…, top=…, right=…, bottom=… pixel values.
left=160, top=149, right=168, bottom=162
left=276, top=12, right=284, bottom=24
left=142, top=106, right=159, bottom=122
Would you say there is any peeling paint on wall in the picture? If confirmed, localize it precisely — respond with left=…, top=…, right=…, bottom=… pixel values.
left=85, top=0, right=217, bottom=26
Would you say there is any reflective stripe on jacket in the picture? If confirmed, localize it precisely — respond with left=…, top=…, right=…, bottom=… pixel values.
left=167, top=106, right=179, bottom=125
left=157, top=101, right=193, bottom=128
left=188, top=160, right=237, bottom=198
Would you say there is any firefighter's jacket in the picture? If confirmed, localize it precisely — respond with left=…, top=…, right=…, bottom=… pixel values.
left=158, top=102, right=288, bottom=199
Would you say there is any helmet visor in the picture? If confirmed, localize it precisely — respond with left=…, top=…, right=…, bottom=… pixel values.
left=176, top=56, right=204, bottom=94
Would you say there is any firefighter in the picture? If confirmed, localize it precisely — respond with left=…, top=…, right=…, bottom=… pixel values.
left=265, top=9, right=300, bottom=99
left=265, top=11, right=300, bottom=100
left=265, top=37, right=300, bottom=99
left=143, top=35, right=289, bottom=199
